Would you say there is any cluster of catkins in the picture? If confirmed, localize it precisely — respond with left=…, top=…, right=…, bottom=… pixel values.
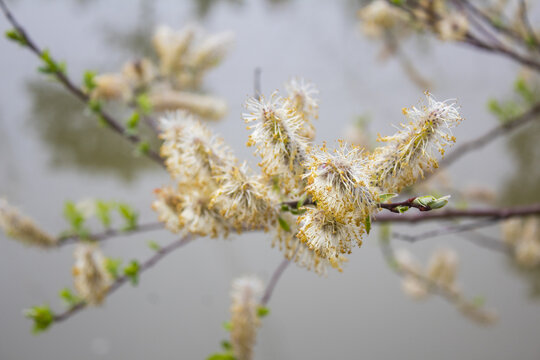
left=502, top=217, right=540, bottom=268
left=358, top=0, right=470, bottom=42
left=153, top=76, right=463, bottom=275
left=90, top=25, right=233, bottom=120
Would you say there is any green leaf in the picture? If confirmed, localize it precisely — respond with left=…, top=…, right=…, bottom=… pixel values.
left=59, top=288, right=80, bottom=306
left=257, top=306, right=270, bottom=318
left=220, top=340, right=233, bottom=351
left=379, top=193, right=398, bottom=202
left=95, top=200, right=113, bottom=228
left=24, top=305, right=54, bottom=334
left=105, top=257, right=122, bottom=279
left=135, top=141, right=150, bottom=156
left=147, top=240, right=160, bottom=251
left=379, top=223, right=391, bottom=244
left=125, top=112, right=140, bottom=135
left=63, top=201, right=86, bottom=234
left=514, top=77, right=536, bottom=104
left=364, top=215, right=371, bottom=235
left=88, top=98, right=102, bottom=113
left=83, top=70, right=97, bottom=92
left=278, top=216, right=291, bottom=232
left=117, top=203, right=138, bottom=231
left=222, top=321, right=232, bottom=331
left=136, top=93, right=152, bottom=114
left=395, top=206, right=409, bottom=213
left=5, top=28, right=26, bottom=46
left=297, top=195, right=307, bottom=208
left=123, top=260, right=140, bottom=286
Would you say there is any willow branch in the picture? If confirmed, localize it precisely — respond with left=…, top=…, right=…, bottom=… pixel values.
left=58, top=221, right=164, bottom=246
left=0, top=0, right=164, bottom=166
left=391, top=217, right=499, bottom=242
left=375, top=203, right=540, bottom=223
left=391, top=218, right=511, bottom=254
left=53, top=235, right=193, bottom=323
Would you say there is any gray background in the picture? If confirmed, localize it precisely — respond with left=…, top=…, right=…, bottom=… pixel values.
left=1, top=0, right=539, bottom=359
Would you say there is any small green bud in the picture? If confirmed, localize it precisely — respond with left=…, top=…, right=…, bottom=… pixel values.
left=83, top=70, right=97, bottom=92
left=428, top=195, right=451, bottom=209
left=117, top=203, right=138, bottom=231
left=105, top=257, right=122, bottom=279
left=136, top=94, right=152, bottom=114
left=257, top=305, right=270, bottom=318
left=395, top=206, right=409, bottom=213
left=135, top=141, right=150, bottom=156
left=59, top=288, right=80, bottom=306
left=123, top=260, right=140, bottom=286
left=24, top=305, right=54, bottom=334
left=147, top=241, right=160, bottom=251
left=5, top=28, right=26, bottom=46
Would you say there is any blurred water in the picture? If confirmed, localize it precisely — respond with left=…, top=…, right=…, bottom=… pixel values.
left=0, top=0, right=539, bottom=359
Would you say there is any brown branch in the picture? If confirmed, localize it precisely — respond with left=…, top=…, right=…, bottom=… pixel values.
left=391, top=218, right=511, bottom=254
left=391, top=217, right=498, bottom=242
left=58, top=222, right=164, bottom=246
left=261, top=256, right=293, bottom=306
left=375, top=203, right=540, bottom=223
left=0, top=0, right=164, bottom=166
left=386, top=0, right=540, bottom=72
left=53, top=235, right=193, bottom=323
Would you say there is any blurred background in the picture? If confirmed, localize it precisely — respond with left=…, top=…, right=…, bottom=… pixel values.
left=0, top=0, right=539, bottom=359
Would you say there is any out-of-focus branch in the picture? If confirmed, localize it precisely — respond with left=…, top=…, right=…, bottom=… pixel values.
left=391, top=218, right=511, bottom=254
left=58, top=222, right=164, bottom=246
left=379, top=239, right=497, bottom=324
left=387, top=0, right=540, bottom=72
left=433, top=102, right=540, bottom=171
left=53, top=235, right=192, bottom=323
left=0, top=0, right=164, bottom=166
left=391, top=217, right=498, bottom=242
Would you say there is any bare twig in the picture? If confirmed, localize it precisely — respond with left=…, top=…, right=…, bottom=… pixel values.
left=261, top=256, right=292, bottom=306
left=0, top=0, right=164, bottom=166
left=391, top=217, right=499, bottom=242
left=53, top=235, right=193, bottom=323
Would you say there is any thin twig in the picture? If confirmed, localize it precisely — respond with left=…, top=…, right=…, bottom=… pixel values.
left=391, top=217, right=499, bottom=242
left=58, top=222, right=164, bottom=246
left=261, top=256, right=292, bottom=306
left=53, top=235, right=193, bottom=323
left=0, top=0, right=164, bottom=166
left=438, top=102, right=540, bottom=169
